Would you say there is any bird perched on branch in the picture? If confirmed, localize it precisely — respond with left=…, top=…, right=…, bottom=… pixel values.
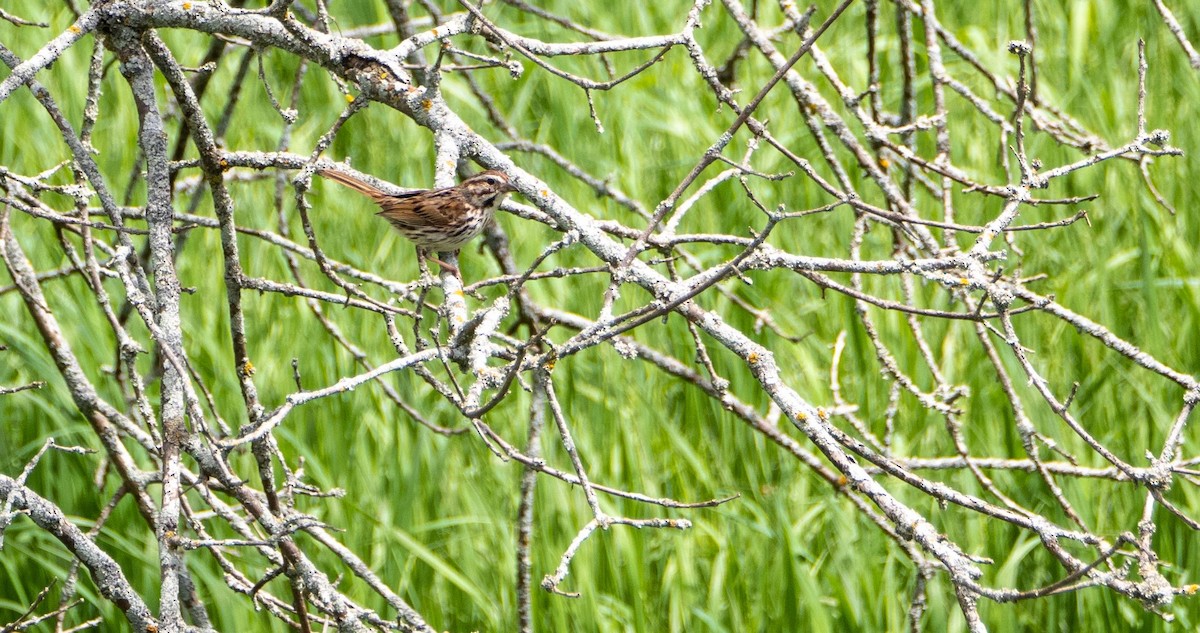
left=318, top=168, right=516, bottom=274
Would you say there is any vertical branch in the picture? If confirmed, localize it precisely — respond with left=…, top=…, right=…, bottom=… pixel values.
left=864, top=0, right=882, bottom=120
left=918, top=0, right=955, bottom=229
left=107, top=26, right=188, bottom=631
left=1022, top=0, right=1039, bottom=100
left=516, top=374, right=547, bottom=633
left=1008, top=40, right=1034, bottom=183
left=143, top=33, right=265, bottom=425
left=895, top=1, right=918, bottom=200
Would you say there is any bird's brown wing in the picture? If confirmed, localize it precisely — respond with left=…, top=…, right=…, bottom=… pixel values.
left=376, top=188, right=463, bottom=230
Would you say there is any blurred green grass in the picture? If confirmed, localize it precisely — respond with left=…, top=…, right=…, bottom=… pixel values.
left=1, top=1, right=1199, bottom=631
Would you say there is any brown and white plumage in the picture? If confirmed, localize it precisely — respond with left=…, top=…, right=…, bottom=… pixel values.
left=318, top=168, right=515, bottom=254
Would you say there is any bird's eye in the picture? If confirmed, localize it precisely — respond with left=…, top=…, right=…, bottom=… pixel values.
left=486, top=176, right=500, bottom=186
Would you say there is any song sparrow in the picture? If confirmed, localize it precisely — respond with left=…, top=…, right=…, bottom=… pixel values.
left=318, top=168, right=516, bottom=273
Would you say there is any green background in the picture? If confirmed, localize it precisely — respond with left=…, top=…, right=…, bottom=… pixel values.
left=1, top=1, right=1199, bottom=631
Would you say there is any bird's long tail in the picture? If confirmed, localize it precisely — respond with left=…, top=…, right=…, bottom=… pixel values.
left=318, top=169, right=387, bottom=200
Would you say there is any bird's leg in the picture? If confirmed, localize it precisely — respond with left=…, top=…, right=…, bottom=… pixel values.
left=427, top=250, right=461, bottom=277
left=414, top=246, right=441, bottom=288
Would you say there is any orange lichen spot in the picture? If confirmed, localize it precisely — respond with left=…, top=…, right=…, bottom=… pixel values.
left=878, top=157, right=890, bottom=169
left=242, top=361, right=256, bottom=376
left=539, top=189, right=549, bottom=197
left=958, top=277, right=970, bottom=285
left=1186, top=585, right=1199, bottom=595
left=747, top=352, right=759, bottom=364
left=218, top=158, right=229, bottom=169
left=69, top=24, right=81, bottom=33
left=344, top=93, right=355, bottom=103
left=421, top=99, right=433, bottom=110
left=545, top=357, right=557, bottom=371
left=432, top=28, right=439, bottom=37
left=817, top=408, right=829, bottom=420
left=182, top=2, right=192, bottom=9
left=836, top=475, right=848, bottom=487
left=796, top=411, right=808, bottom=422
